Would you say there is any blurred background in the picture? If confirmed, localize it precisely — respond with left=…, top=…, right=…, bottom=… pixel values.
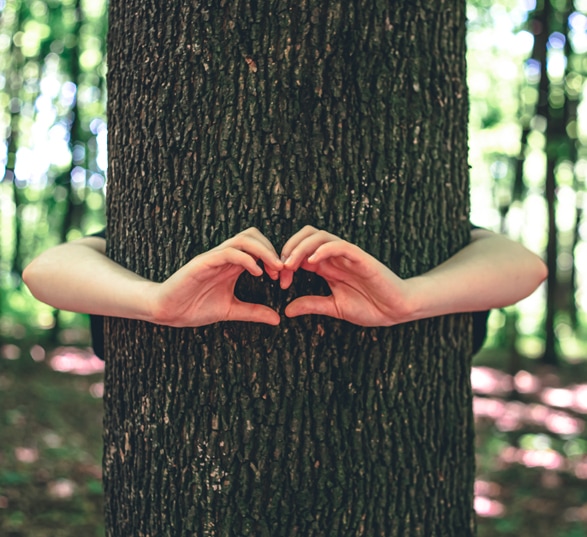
left=0, top=0, right=586, bottom=535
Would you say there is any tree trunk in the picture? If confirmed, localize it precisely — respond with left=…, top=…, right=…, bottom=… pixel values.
left=104, top=2, right=474, bottom=536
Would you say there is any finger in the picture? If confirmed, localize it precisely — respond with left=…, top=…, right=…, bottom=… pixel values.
left=203, top=248, right=264, bottom=277
left=238, top=227, right=281, bottom=259
left=228, top=300, right=281, bottom=325
left=280, top=225, right=319, bottom=261
left=230, top=232, right=283, bottom=272
left=306, top=240, right=364, bottom=266
left=283, top=231, right=341, bottom=272
left=279, top=261, right=329, bottom=289
left=279, top=268, right=295, bottom=289
left=223, top=236, right=284, bottom=273
left=265, top=267, right=280, bottom=281
left=284, top=295, right=340, bottom=319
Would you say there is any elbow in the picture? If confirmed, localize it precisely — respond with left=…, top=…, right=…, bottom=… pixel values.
left=22, top=259, right=42, bottom=298
left=510, top=253, right=548, bottom=304
left=22, top=262, right=33, bottom=289
left=527, top=255, right=548, bottom=293
left=536, top=256, right=548, bottom=285
left=22, top=261, right=35, bottom=289
left=540, top=259, right=548, bottom=283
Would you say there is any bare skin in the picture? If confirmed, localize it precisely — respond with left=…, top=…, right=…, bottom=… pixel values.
left=23, top=227, right=283, bottom=327
left=23, top=225, right=547, bottom=328
left=280, top=226, right=548, bottom=326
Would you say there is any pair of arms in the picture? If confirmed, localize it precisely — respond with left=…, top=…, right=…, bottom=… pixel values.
left=22, top=226, right=548, bottom=328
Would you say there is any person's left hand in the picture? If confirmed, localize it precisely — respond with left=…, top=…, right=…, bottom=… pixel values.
left=279, top=226, right=417, bottom=326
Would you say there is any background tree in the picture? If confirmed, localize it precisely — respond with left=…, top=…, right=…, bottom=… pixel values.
left=4, top=0, right=585, bottom=372
left=0, top=0, right=107, bottom=342
left=104, top=1, right=475, bottom=536
left=2, top=2, right=587, bottom=536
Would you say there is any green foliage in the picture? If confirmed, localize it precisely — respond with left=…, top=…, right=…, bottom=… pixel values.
left=1, top=0, right=586, bottom=358
left=0, top=0, right=586, bottom=534
left=0, top=0, right=106, bottom=345
left=467, top=0, right=587, bottom=362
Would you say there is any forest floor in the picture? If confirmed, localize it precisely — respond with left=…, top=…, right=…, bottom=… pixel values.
left=0, top=343, right=586, bottom=537
left=0, top=344, right=104, bottom=537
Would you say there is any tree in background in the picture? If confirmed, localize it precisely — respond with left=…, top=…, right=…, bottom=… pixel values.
left=104, top=1, right=475, bottom=535
left=3, top=0, right=585, bottom=362
left=0, top=0, right=107, bottom=341
left=467, top=0, right=587, bottom=362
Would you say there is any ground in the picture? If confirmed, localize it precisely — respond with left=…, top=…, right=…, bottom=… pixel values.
left=0, top=343, right=586, bottom=537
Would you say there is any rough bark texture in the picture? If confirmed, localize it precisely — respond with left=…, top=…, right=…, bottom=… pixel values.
left=104, top=1, right=474, bottom=536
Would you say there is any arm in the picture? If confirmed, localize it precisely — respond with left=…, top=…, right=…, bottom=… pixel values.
left=23, top=228, right=284, bottom=326
left=404, top=228, right=547, bottom=319
left=280, top=226, right=547, bottom=326
left=23, top=236, right=153, bottom=321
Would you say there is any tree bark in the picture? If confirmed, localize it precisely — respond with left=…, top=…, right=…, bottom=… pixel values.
left=104, top=1, right=474, bottom=535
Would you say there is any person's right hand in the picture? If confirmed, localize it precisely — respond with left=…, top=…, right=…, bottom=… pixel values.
left=148, top=228, right=283, bottom=327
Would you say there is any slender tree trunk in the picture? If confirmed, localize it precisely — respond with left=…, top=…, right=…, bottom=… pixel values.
left=105, top=2, right=474, bottom=535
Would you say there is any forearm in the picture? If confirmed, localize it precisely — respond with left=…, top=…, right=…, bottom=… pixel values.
left=23, top=239, right=156, bottom=321
left=404, top=230, right=548, bottom=321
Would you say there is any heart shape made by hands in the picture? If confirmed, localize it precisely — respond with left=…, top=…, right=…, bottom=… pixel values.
left=167, top=225, right=408, bottom=328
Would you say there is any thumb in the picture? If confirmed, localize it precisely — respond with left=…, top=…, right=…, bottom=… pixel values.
left=228, top=300, right=281, bottom=325
left=284, top=295, right=340, bottom=319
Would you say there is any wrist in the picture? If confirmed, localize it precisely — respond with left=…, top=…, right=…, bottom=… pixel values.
left=398, top=276, right=434, bottom=323
left=143, top=281, right=172, bottom=325
left=374, top=275, right=425, bottom=326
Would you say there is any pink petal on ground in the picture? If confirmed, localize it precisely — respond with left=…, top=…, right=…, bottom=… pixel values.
left=520, top=449, right=565, bottom=470
left=475, top=496, right=505, bottom=517
left=528, top=403, right=549, bottom=426
left=471, top=367, right=512, bottom=396
left=14, top=447, right=39, bottom=463
left=500, top=446, right=519, bottom=464
left=49, top=348, right=104, bottom=375
left=47, top=479, right=76, bottom=499
left=573, top=460, right=587, bottom=479
left=473, top=397, right=506, bottom=420
left=474, top=480, right=502, bottom=497
left=495, top=401, right=526, bottom=432
left=541, top=388, right=574, bottom=408
left=572, top=385, right=587, bottom=413
left=514, top=370, right=541, bottom=394
left=545, top=411, right=584, bottom=435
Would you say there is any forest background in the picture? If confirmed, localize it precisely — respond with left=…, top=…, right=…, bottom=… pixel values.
left=1, top=0, right=587, bottom=536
